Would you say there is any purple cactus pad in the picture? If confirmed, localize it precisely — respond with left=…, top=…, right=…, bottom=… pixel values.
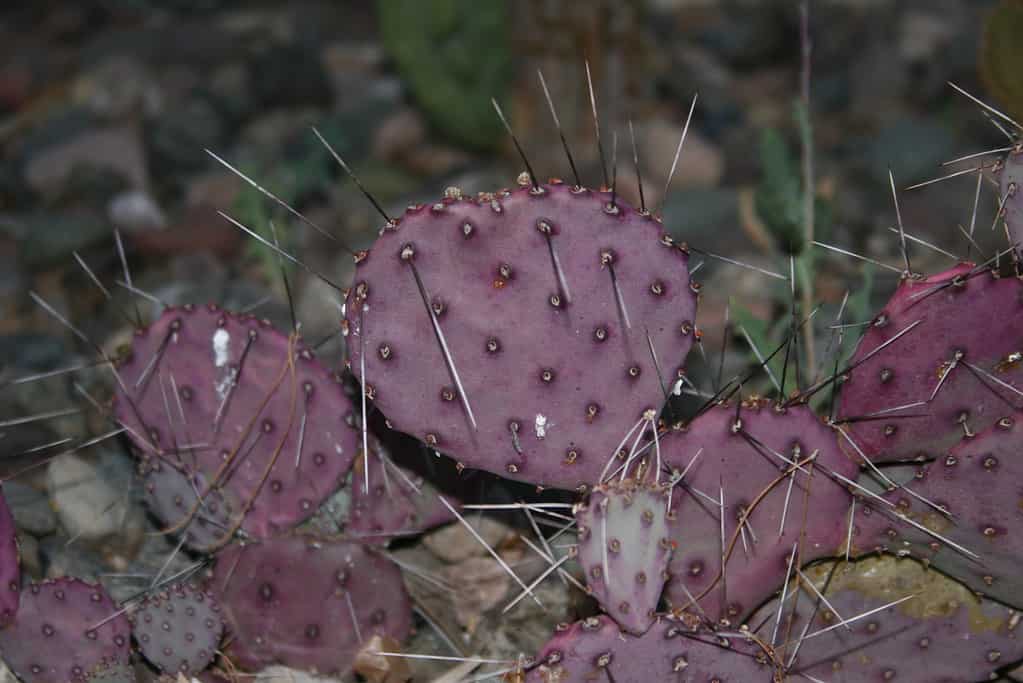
left=211, top=535, right=412, bottom=676
left=1002, top=145, right=1022, bottom=253
left=0, top=578, right=131, bottom=683
left=113, top=305, right=360, bottom=544
left=344, top=182, right=697, bottom=489
left=574, top=479, right=674, bottom=634
left=525, top=614, right=773, bottom=682
left=836, top=264, right=1023, bottom=462
left=0, top=485, right=20, bottom=626
left=662, top=400, right=858, bottom=623
left=752, top=556, right=1023, bottom=682
left=346, top=444, right=455, bottom=544
left=137, top=461, right=232, bottom=549
left=855, top=409, right=1023, bottom=608
left=130, top=582, right=224, bottom=675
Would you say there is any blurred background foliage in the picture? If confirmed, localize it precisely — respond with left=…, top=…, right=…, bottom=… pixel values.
left=0, top=0, right=1014, bottom=394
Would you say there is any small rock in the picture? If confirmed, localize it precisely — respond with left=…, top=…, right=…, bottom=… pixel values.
left=401, top=143, right=471, bottom=178
left=441, top=553, right=518, bottom=632
left=47, top=451, right=136, bottom=543
left=108, top=190, right=167, bottom=233
left=354, top=634, right=412, bottom=683
left=0, top=656, right=18, bottom=682
left=3, top=481, right=56, bottom=537
left=899, top=11, right=954, bottom=62
left=146, top=97, right=225, bottom=175
left=72, top=56, right=163, bottom=120
left=422, top=517, right=510, bottom=564
left=372, top=108, right=427, bottom=163
left=25, top=126, right=148, bottom=197
left=39, top=533, right=105, bottom=581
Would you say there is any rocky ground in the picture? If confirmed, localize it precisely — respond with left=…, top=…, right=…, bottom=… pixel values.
left=0, top=1, right=1015, bottom=681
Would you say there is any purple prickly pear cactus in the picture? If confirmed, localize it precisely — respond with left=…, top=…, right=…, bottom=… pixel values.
left=1002, top=145, right=1022, bottom=251
left=137, top=461, right=232, bottom=549
left=661, top=401, right=858, bottom=623
left=210, top=535, right=412, bottom=676
left=113, top=305, right=360, bottom=545
left=0, top=578, right=132, bottom=683
left=836, top=264, right=1023, bottom=463
left=130, top=582, right=224, bottom=675
left=346, top=442, right=455, bottom=544
left=855, top=409, right=1023, bottom=608
left=344, top=182, right=697, bottom=490
left=752, top=556, right=1023, bottom=682
left=525, top=614, right=772, bottom=682
left=0, top=485, right=20, bottom=626
left=574, top=479, right=673, bottom=634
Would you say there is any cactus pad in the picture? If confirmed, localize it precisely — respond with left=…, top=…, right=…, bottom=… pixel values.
left=836, top=264, right=1023, bottom=463
left=0, top=485, right=19, bottom=626
left=0, top=578, right=131, bottom=683
left=346, top=444, right=455, bottom=544
left=344, top=182, right=697, bottom=490
left=130, top=582, right=224, bottom=675
left=661, top=401, right=858, bottom=623
left=574, top=479, right=673, bottom=634
left=113, top=305, right=359, bottom=544
left=138, top=461, right=232, bottom=548
left=211, top=535, right=412, bottom=676
left=525, top=615, right=772, bottom=682
left=753, top=555, right=1023, bottom=682
left=1002, top=146, right=1022, bottom=252
left=856, top=409, right=1023, bottom=608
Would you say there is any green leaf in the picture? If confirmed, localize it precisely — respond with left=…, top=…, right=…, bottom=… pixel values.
left=754, top=128, right=805, bottom=254
left=377, top=0, right=512, bottom=150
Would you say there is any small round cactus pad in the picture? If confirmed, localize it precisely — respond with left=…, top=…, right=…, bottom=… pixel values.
left=130, top=582, right=223, bottom=675
left=211, top=535, right=412, bottom=676
left=113, top=305, right=360, bottom=544
left=344, top=182, right=698, bottom=490
left=574, top=479, right=674, bottom=635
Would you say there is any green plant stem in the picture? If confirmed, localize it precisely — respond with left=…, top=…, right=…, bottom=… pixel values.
left=799, top=1, right=816, bottom=382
